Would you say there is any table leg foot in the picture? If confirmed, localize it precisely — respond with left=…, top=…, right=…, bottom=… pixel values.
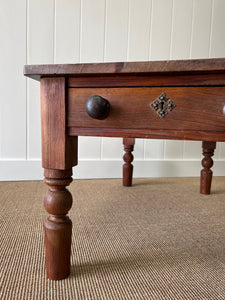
left=200, top=141, right=216, bottom=195
left=123, top=138, right=135, bottom=187
left=43, top=168, right=73, bottom=280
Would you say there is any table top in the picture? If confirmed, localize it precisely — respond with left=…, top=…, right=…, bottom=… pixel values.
left=24, top=58, right=225, bottom=81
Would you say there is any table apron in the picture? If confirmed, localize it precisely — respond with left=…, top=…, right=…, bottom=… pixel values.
left=67, top=87, right=225, bottom=141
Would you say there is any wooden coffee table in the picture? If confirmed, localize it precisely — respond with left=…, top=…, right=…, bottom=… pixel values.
left=24, top=58, right=225, bottom=280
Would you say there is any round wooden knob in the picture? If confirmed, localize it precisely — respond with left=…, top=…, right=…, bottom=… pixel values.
left=86, top=95, right=110, bottom=120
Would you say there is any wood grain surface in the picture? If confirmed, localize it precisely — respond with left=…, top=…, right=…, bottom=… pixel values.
left=41, top=77, right=77, bottom=170
left=68, top=74, right=225, bottom=88
left=67, top=87, right=225, bottom=133
left=24, top=58, right=225, bottom=81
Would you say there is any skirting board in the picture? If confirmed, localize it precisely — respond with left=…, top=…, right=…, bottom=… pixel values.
left=0, top=159, right=225, bottom=181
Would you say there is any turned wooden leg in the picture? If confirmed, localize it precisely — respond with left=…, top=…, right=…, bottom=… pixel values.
left=200, top=141, right=216, bottom=195
left=43, top=168, right=73, bottom=280
left=123, top=138, right=135, bottom=187
left=40, top=77, right=78, bottom=280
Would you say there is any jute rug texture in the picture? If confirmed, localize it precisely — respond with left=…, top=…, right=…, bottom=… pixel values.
left=1, top=177, right=225, bottom=300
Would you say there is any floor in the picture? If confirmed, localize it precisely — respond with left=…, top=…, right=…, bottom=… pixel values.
left=1, top=177, right=225, bottom=300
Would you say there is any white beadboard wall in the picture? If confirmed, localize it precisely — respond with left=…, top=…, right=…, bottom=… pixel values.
left=1, top=0, right=225, bottom=181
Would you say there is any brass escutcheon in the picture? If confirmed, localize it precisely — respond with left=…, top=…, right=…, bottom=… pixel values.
left=150, top=92, right=176, bottom=118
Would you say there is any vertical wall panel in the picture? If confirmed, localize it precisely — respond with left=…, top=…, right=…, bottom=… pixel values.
left=145, top=139, right=165, bottom=160
left=191, top=0, right=212, bottom=59
left=78, top=137, right=102, bottom=160
left=102, top=0, right=129, bottom=159
left=183, top=0, right=212, bottom=159
left=150, top=0, right=173, bottom=60
left=146, top=0, right=173, bottom=160
left=55, top=0, right=81, bottom=63
left=164, top=140, right=184, bottom=160
left=127, top=0, right=152, bottom=160
left=183, top=141, right=201, bottom=160
left=210, top=0, right=225, bottom=58
left=170, top=0, right=193, bottom=59
left=27, top=0, right=54, bottom=159
left=165, top=0, right=193, bottom=160
left=79, top=0, right=106, bottom=159
left=55, top=0, right=102, bottom=161
left=104, top=0, right=129, bottom=62
left=0, top=1, right=27, bottom=159
left=145, top=140, right=164, bottom=160
left=127, top=0, right=151, bottom=61
left=213, top=144, right=219, bottom=160
left=1, top=0, right=225, bottom=180
left=101, top=137, right=123, bottom=160
left=218, top=144, right=225, bottom=160
left=79, top=136, right=102, bottom=160
left=210, top=0, right=225, bottom=160
left=28, top=1, right=54, bottom=64
left=132, top=139, right=145, bottom=160
left=27, top=79, right=42, bottom=160
left=80, top=0, right=105, bottom=63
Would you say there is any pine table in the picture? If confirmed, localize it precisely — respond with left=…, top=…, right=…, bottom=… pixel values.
left=24, top=58, right=225, bottom=280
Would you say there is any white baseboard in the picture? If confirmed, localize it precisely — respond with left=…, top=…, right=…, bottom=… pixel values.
left=0, top=159, right=225, bottom=181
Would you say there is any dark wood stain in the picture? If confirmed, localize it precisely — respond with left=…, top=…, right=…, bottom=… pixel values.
left=24, top=58, right=225, bottom=280
left=24, top=58, right=225, bottom=81
left=67, top=87, right=225, bottom=134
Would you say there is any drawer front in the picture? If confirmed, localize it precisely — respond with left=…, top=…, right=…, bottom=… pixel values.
left=67, top=87, right=225, bottom=132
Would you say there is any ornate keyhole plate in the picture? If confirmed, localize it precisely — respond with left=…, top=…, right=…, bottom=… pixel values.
left=150, top=92, right=176, bottom=118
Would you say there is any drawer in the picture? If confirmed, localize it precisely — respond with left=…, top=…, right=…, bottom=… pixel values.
left=67, top=87, right=225, bottom=132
